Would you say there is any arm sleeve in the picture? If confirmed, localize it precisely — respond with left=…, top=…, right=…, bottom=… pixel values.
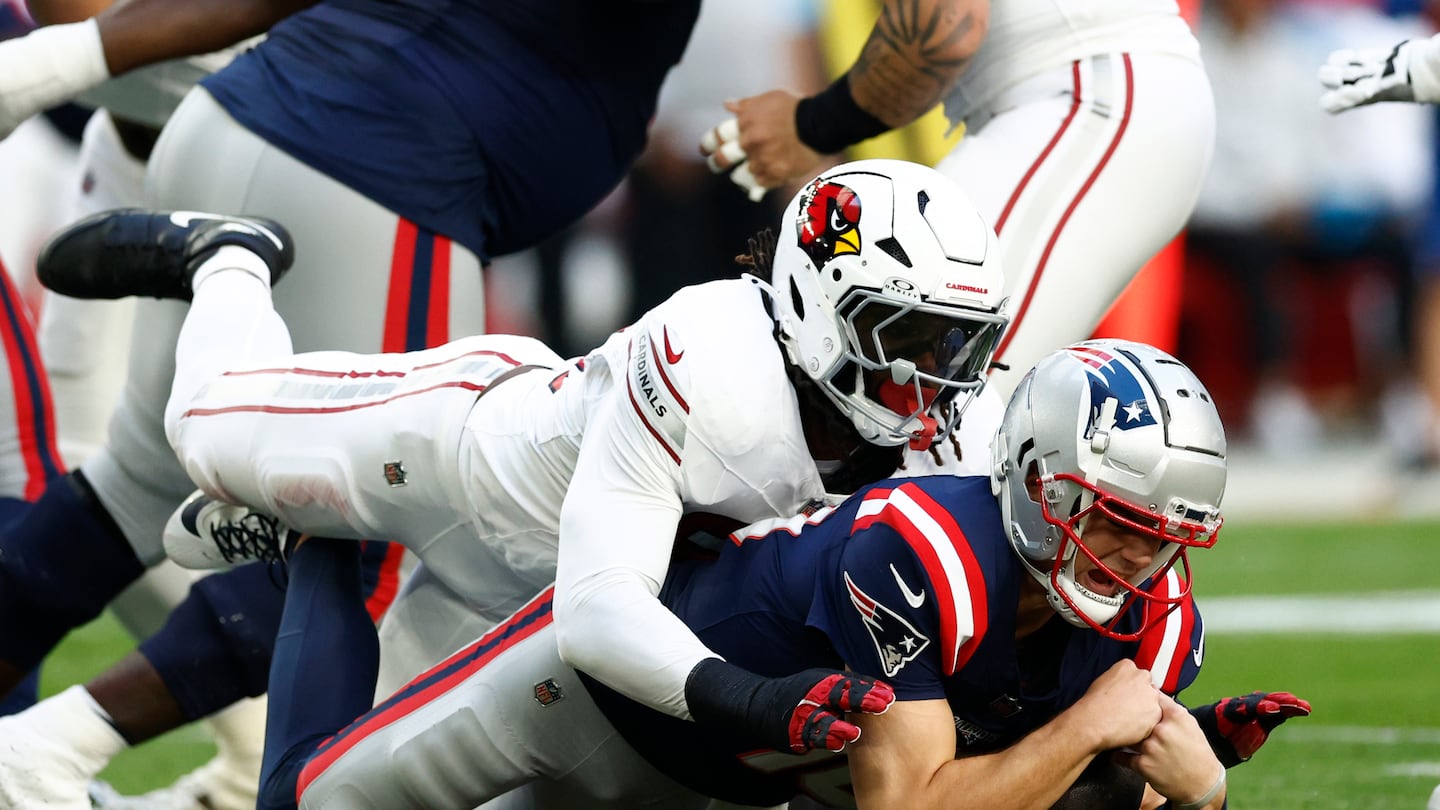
left=552, top=333, right=719, bottom=721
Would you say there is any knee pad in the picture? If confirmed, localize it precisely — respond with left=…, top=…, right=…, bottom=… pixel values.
left=0, top=471, right=144, bottom=667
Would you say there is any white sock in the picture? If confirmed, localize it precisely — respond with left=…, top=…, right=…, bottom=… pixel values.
left=165, top=249, right=294, bottom=439
left=190, top=244, right=273, bottom=292
left=35, top=685, right=127, bottom=771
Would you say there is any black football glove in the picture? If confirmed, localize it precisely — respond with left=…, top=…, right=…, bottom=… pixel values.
left=1190, top=691, right=1312, bottom=767
left=685, top=658, right=895, bottom=753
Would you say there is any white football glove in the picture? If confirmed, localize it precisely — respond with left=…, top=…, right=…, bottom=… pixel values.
left=1318, top=35, right=1440, bottom=113
left=700, top=117, right=767, bottom=203
left=0, top=20, right=111, bottom=140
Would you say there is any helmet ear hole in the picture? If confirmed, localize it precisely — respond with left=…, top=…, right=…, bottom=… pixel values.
left=1022, top=462, right=1042, bottom=503
left=789, top=276, right=805, bottom=322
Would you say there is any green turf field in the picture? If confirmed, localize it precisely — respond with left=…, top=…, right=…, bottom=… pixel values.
left=42, top=521, right=1440, bottom=807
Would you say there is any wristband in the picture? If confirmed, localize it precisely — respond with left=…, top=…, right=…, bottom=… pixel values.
left=1172, top=767, right=1226, bottom=810
left=684, top=657, right=760, bottom=730
left=794, top=73, right=891, bottom=155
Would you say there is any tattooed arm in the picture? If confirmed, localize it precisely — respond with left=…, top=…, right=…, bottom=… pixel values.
left=850, top=0, right=987, bottom=127
left=699, top=0, right=986, bottom=192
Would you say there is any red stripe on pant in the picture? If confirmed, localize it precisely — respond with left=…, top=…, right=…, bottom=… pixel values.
left=362, top=542, right=408, bottom=623
left=993, top=55, right=1136, bottom=364
left=0, top=258, right=63, bottom=499
left=384, top=219, right=454, bottom=353
left=296, top=586, right=556, bottom=800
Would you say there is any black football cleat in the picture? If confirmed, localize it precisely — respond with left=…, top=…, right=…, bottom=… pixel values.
left=37, top=208, right=294, bottom=301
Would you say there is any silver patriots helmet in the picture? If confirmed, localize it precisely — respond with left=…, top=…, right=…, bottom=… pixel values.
left=990, top=339, right=1226, bottom=640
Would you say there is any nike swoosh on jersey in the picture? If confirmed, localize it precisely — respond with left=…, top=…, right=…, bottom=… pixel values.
left=663, top=326, right=684, bottom=364
left=891, top=563, right=925, bottom=609
left=1192, top=626, right=1205, bottom=667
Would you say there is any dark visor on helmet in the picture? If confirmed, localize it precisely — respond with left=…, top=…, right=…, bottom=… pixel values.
left=847, top=297, right=1006, bottom=399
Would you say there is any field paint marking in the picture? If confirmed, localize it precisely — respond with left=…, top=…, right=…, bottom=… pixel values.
left=1202, top=591, right=1440, bottom=635
left=1382, top=762, right=1440, bottom=778
left=1279, top=726, right=1440, bottom=745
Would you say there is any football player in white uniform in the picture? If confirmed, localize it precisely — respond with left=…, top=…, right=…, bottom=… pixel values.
left=701, top=0, right=1213, bottom=417
left=37, top=159, right=1010, bottom=775
left=1319, top=34, right=1440, bottom=810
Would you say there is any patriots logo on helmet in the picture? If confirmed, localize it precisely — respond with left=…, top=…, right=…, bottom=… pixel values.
left=1065, top=345, right=1158, bottom=433
left=845, top=571, right=930, bottom=678
left=797, top=179, right=861, bottom=268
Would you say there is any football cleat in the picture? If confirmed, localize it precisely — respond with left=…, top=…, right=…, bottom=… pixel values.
left=163, top=490, right=300, bottom=570
left=37, top=208, right=293, bottom=301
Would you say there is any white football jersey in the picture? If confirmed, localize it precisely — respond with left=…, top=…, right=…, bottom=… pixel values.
left=548, top=278, right=830, bottom=717
left=943, top=0, right=1200, bottom=124
left=455, top=277, right=824, bottom=591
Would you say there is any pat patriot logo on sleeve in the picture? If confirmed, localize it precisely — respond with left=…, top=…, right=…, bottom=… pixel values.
left=845, top=571, right=930, bottom=678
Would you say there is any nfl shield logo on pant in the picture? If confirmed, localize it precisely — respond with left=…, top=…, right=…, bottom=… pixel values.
left=533, top=678, right=564, bottom=707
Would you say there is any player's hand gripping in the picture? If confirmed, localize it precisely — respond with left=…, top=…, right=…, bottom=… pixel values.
left=700, top=91, right=825, bottom=203
left=1117, top=693, right=1228, bottom=810
left=1319, top=35, right=1440, bottom=113
left=1188, top=690, right=1312, bottom=766
left=1069, top=659, right=1164, bottom=752
left=684, top=658, right=895, bottom=753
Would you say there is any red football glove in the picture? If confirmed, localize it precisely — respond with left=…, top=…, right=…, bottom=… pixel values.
left=784, top=671, right=896, bottom=752
left=685, top=659, right=896, bottom=753
left=1190, top=691, right=1312, bottom=767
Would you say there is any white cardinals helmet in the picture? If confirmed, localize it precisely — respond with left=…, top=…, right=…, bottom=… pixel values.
left=763, top=159, right=1008, bottom=451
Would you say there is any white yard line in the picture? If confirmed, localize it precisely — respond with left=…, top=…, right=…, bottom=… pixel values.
left=1279, top=726, right=1440, bottom=746
left=1383, top=763, right=1440, bottom=778
left=1201, top=592, right=1440, bottom=634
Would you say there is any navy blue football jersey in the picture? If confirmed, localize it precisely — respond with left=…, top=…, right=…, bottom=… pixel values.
left=583, top=475, right=1205, bottom=807
left=203, top=0, right=700, bottom=261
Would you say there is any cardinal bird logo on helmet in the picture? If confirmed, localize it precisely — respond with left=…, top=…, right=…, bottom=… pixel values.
left=797, top=179, right=862, bottom=268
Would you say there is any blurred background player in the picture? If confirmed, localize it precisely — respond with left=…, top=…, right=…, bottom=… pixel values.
left=2, top=1, right=282, bottom=804
left=0, top=0, right=702, bottom=805
left=1319, top=27, right=1440, bottom=810
left=700, top=0, right=1215, bottom=464
left=1321, top=31, right=1440, bottom=473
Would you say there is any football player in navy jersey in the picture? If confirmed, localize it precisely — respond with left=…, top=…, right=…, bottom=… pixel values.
left=242, top=339, right=1305, bottom=809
